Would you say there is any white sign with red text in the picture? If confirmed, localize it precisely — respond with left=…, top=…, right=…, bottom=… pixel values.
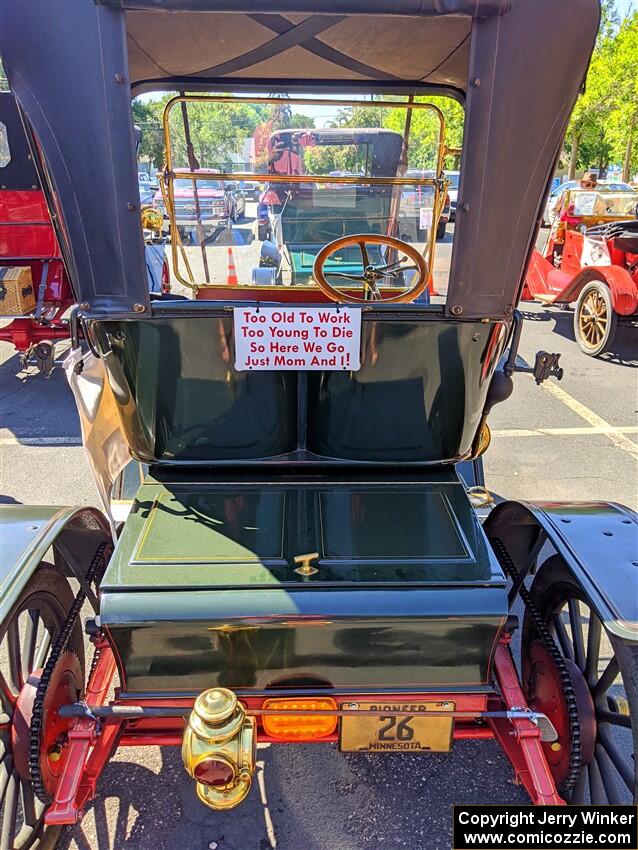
left=233, top=306, right=361, bottom=371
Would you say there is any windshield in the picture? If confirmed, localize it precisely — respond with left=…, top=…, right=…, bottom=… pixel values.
left=570, top=190, right=638, bottom=217
left=144, top=93, right=464, bottom=304
left=445, top=173, right=460, bottom=189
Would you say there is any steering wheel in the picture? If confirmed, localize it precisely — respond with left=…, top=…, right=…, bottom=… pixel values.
left=312, top=234, right=428, bottom=304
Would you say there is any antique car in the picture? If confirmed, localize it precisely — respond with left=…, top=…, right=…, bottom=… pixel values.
left=0, top=91, right=74, bottom=375
left=0, top=91, right=171, bottom=375
left=1, top=2, right=636, bottom=847
left=253, top=127, right=446, bottom=287
left=524, top=187, right=638, bottom=355
left=541, top=179, right=636, bottom=227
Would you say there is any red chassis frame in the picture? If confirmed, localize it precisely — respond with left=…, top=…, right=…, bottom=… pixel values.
left=43, top=631, right=563, bottom=826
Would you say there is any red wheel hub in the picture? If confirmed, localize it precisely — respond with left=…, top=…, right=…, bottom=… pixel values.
left=523, top=640, right=596, bottom=784
left=11, top=651, right=83, bottom=796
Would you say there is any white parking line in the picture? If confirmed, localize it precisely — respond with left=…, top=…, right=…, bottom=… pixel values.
left=493, top=426, right=638, bottom=438
left=540, top=380, right=638, bottom=460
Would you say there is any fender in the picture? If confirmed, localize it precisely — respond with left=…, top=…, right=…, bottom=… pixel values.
left=522, top=250, right=637, bottom=315
left=0, top=504, right=111, bottom=617
left=484, top=500, right=638, bottom=643
left=560, top=265, right=637, bottom=316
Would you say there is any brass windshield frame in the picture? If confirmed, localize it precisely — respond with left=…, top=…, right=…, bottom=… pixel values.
left=161, top=94, right=449, bottom=293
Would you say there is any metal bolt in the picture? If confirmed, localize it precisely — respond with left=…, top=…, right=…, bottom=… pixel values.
left=80, top=302, right=90, bottom=311
left=472, top=77, right=481, bottom=88
left=451, top=305, right=463, bottom=316
left=127, top=202, right=136, bottom=211
left=504, top=305, right=513, bottom=316
left=461, top=202, right=470, bottom=212
left=133, top=303, right=146, bottom=313
left=550, top=742, right=562, bottom=752
left=114, top=73, right=124, bottom=83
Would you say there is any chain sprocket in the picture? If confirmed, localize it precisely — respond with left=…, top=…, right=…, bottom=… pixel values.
left=29, top=542, right=110, bottom=803
left=491, top=537, right=583, bottom=792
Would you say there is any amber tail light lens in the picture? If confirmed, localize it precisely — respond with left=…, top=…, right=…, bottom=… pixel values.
left=261, top=698, right=338, bottom=740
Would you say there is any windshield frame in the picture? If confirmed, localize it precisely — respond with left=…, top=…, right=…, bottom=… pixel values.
left=162, top=93, right=448, bottom=294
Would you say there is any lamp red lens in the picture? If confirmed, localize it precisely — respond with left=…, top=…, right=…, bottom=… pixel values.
left=194, top=758, right=234, bottom=788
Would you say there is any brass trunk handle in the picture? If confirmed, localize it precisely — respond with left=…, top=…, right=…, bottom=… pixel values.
left=293, top=552, right=320, bottom=577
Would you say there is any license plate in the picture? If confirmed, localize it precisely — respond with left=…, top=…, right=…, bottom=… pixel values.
left=339, top=701, right=454, bottom=753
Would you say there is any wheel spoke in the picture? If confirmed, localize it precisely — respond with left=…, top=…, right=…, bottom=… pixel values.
left=21, top=610, right=39, bottom=679
left=568, top=599, right=586, bottom=670
left=552, top=612, right=574, bottom=660
left=0, top=754, right=13, bottom=808
left=571, top=765, right=588, bottom=803
left=592, top=657, right=619, bottom=700
left=7, top=618, right=24, bottom=692
left=598, top=709, right=632, bottom=729
left=0, top=672, right=16, bottom=714
left=32, top=628, right=52, bottom=671
left=598, top=726, right=635, bottom=792
left=587, top=756, right=608, bottom=804
left=360, top=241, right=370, bottom=270
left=584, top=614, right=601, bottom=685
left=20, top=778, right=36, bottom=828
left=324, top=271, right=366, bottom=282
left=0, top=768, right=19, bottom=850
left=595, top=744, right=625, bottom=804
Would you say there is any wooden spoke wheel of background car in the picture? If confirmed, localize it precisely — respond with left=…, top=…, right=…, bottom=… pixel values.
left=312, top=234, right=428, bottom=304
left=1, top=565, right=85, bottom=850
left=574, top=280, right=618, bottom=356
left=522, top=556, right=637, bottom=804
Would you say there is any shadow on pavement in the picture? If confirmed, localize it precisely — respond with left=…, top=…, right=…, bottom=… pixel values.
left=518, top=308, right=637, bottom=368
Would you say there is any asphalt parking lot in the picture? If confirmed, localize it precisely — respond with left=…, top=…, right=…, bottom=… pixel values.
left=1, top=222, right=636, bottom=850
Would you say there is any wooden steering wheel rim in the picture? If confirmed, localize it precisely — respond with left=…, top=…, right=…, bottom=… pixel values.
left=312, top=234, right=429, bottom=304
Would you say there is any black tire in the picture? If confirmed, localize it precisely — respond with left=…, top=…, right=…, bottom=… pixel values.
left=1, top=564, right=85, bottom=849
left=436, top=220, right=446, bottom=241
left=523, top=556, right=637, bottom=803
left=573, top=280, right=618, bottom=356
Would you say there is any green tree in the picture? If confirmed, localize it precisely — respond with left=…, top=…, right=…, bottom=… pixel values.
left=563, top=1, right=638, bottom=180
left=604, top=11, right=638, bottom=180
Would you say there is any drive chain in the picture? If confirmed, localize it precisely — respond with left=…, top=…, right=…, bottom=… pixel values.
left=29, top=542, right=110, bottom=803
left=491, top=537, right=582, bottom=793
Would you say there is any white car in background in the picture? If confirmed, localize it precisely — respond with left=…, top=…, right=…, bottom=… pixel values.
left=542, top=179, right=635, bottom=226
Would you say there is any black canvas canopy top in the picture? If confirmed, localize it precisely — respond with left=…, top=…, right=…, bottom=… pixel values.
left=0, top=0, right=600, bottom=317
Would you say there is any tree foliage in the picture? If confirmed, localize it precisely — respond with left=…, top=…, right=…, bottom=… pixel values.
left=564, top=2, right=638, bottom=180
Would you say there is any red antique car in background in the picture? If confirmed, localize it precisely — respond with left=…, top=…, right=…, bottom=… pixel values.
left=523, top=187, right=638, bottom=356
left=0, top=91, right=73, bottom=374
left=1, top=92, right=170, bottom=375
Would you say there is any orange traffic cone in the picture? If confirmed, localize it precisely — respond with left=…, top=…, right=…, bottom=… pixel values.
left=427, top=273, right=439, bottom=296
left=226, top=247, right=239, bottom=286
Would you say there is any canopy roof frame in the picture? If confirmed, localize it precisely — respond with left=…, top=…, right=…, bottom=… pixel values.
left=0, top=0, right=600, bottom=318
